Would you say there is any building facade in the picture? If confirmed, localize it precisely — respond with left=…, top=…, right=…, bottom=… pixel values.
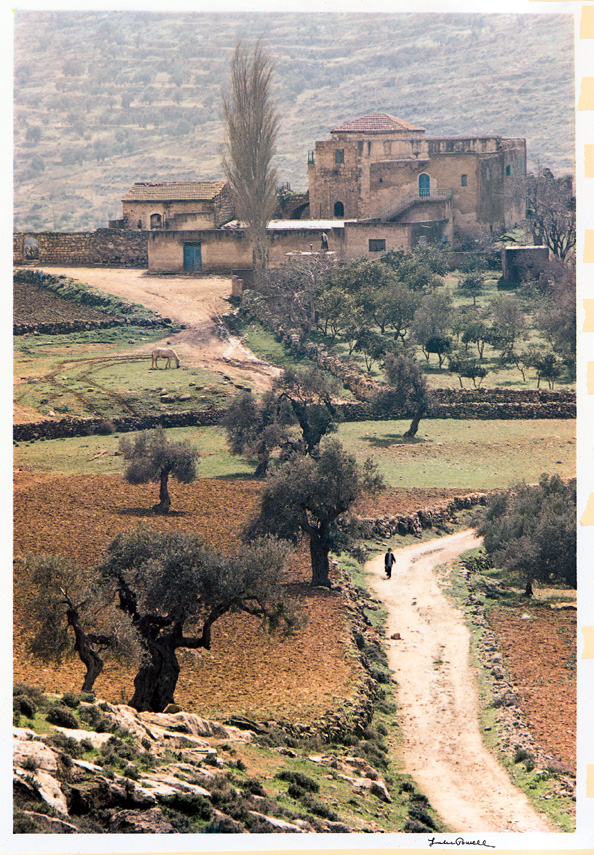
left=116, top=181, right=234, bottom=231
left=307, top=113, right=526, bottom=245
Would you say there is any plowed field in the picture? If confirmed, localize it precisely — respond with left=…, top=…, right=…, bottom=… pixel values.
left=487, top=606, right=576, bottom=773
left=13, top=472, right=362, bottom=722
left=14, top=279, right=115, bottom=324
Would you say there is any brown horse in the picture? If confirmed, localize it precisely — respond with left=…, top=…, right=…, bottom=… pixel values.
left=151, top=347, right=180, bottom=369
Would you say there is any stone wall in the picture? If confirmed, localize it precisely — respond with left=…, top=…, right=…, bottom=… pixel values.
left=13, top=409, right=226, bottom=443
left=13, top=229, right=148, bottom=267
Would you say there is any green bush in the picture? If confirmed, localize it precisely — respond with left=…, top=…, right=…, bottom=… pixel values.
left=275, top=770, right=319, bottom=792
left=14, top=694, right=37, bottom=719
left=46, top=705, right=79, bottom=729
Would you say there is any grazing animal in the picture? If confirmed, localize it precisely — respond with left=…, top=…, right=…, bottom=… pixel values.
left=151, top=347, right=180, bottom=369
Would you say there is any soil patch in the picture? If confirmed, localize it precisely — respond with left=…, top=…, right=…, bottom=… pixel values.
left=486, top=605, right=576, bottom=773
left=13, top=279, right=116, bottom=325
left=13, top=472, right=358, bottom=723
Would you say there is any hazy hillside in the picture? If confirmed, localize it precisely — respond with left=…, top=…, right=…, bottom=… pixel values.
left=14, top=11, right=575, bottom=232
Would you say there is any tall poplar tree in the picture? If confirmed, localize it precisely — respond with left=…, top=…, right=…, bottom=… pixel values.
left=222, top=39, right=279, bottom=281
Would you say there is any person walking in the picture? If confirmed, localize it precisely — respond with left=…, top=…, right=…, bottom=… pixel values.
left=384, top=547, right=396, bottom=579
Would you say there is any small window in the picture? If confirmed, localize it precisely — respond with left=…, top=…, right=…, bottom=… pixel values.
left=334, top=149, right=344, bottom=164
left=369, top=238, right=386, bottom=252
left=334, top=201, right=344, bottom=217
left=358, top=141, right=363, bottom=155
left=505, top=164, right=513, bottom=176
left=461, top=174, right=467, bottom=187
left=518, top=155, right=525, bottom=175
left=485, top=167, right=491, bottom=181
left=150, top=213, right=162, bottom=229
left=367, top=141, right=371, bottom=155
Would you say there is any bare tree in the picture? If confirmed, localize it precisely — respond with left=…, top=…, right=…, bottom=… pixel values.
left=525, top=168, right=576, bottom=260
left=222, top=39, right=280, bottom=280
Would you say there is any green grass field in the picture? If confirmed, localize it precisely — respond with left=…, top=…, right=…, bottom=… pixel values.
left=15, top=418, right=575, bottom=490
left=14, top=326, right=239, bottom=419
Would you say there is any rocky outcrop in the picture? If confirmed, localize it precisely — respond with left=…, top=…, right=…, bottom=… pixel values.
left=13, top=697, right=391, bottom=834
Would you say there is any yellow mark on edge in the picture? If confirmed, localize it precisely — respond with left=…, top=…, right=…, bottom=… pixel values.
left=582, top=627, right=594, bottom=659
left=588, top=765, right=594, bottom=797
left=586, top=145, right=594, bottom=178
left=581, top=5, right=594, bottom=38
left=580, top=493, right=594, bottom=525
left=579, top=78, right=594, bottom=110
left=583, top=301, right=594, bottom=331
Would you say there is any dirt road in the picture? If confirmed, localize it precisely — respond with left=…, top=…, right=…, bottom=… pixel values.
left=39, top=267, right=280, bottom=393
left=367, top=531, right=553, bottom=833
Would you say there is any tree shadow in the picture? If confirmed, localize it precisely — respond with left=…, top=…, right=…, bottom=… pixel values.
left=363, top=433, right=428, bottom=448
left=117, top=508, right=189, bottom=518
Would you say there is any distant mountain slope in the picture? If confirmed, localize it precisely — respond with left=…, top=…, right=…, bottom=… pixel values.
left=14, top=11, right=575, bottom=232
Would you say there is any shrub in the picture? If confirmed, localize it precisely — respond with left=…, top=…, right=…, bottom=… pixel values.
left=46, top=705, right=79, bottom=729
left=61, top=692, right=82, bottom=709
left=162, top=792, right=212, bottom=820
left=299, top=793, right=339, bottom=821
left=94, top=419, right=115, bottom=436
left=45, top=731, right=84, bottom=759
left=275, top=770, right=319, bottom=792
left=408, top=803, right=438, bottom=830
left=14, top=695, right=37, bottom=719
left=239, top=777, right=266, bottom=796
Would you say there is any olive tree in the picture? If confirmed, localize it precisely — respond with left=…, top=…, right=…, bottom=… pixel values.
left=477, top=474, right=576, bottom=589
left=222, top=367, right=340, bottom=475
left=373, top=352, right=432, bottom=438
left=119, top=427, right=198, bottom=513
left=245, top=439, right=383, bottom=588
left=23, top=553, right=139, bottom=693
left=102, top=527, right=295, bottom=711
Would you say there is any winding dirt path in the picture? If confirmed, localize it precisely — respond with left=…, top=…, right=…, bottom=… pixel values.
left=35, top=267, right=280, bottom=393
left=367, top=531, right=553, bottom=833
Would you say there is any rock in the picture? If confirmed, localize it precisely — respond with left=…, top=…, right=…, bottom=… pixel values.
left=19, top=769, right=69, bottom=816
left=248, top=810, right=309, bottom=832
left=109, top=807, right=179, bottom=834
left=20, top=811, right=78, bottom=833
left=140, top=772, right=211, bottom=799
left=64, top=775, right=156, bottom=814
left=14, top=735, right=60, bottom=775
left=45, top=727, right=113, bottom=750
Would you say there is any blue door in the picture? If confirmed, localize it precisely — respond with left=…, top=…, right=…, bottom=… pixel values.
left=183, top=242, right=202, bottom=271
left=419, top=174, right=430, bottom=198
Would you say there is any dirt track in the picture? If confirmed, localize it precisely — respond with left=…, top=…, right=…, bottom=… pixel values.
left=367, top=531, right=553, bottom=833
left=37, top=267, right=280, bottom=393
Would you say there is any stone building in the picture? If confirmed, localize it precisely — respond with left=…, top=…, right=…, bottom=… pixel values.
left=115, top=181, right=234, bottom=231
left=307, top=113, right=526, bottom=245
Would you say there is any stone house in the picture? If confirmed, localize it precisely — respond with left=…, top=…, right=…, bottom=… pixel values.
left=307, top=113, right=526, bottom=245
left=116, top=181, right=235, bottom=231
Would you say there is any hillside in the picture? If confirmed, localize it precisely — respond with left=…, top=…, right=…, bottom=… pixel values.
left=14, top=11, right=575, bottom=232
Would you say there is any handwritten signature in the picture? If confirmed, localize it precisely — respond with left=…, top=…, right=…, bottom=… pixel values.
left=428, top=837, right=495, bottom=849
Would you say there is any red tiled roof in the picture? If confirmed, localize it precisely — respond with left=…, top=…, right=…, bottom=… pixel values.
left=122, top=181, right=226, bottom=202
left=331, top=113, right=425, bottom=134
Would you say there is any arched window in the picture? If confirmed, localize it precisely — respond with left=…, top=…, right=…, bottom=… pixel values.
left=334, top=201, right=344, bottom=218
left=419, top=174, right=430, bottom=198
left=150, top=213, right=163, bottom=229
